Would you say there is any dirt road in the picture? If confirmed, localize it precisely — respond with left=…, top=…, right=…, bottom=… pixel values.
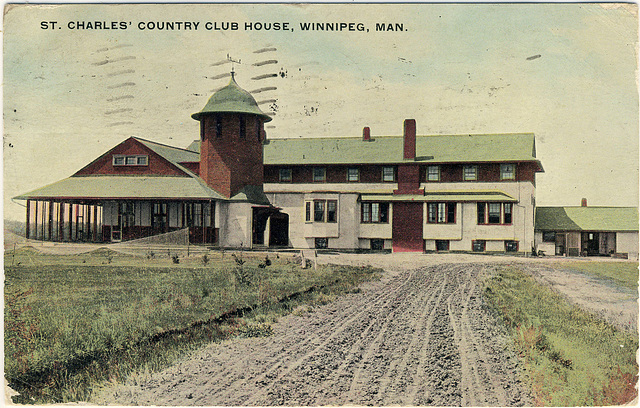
left=99, top=263, right=529, bottom=406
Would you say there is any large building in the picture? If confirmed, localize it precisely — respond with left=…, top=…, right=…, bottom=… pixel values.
left=16, top=74, right=545, bottom=254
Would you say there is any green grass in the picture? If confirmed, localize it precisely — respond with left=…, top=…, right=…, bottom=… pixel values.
left=5, top=247, right=382, bottom=403
left=544, top=261, right=638, bottom=291
left=483, top=266, right=638, bottom=406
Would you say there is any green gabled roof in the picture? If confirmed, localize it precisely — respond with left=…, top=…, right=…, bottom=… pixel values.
left=14, top=176, right=226, bottom=201
left=535, top=207, right=639, bottom=232
left=135, top=137, right=199, bottom=164
left=263, top=133, right=541, bottom=166
left=191, top=75, right=271, bottom=122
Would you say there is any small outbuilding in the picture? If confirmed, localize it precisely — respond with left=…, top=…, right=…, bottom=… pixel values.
left=535, top=202, right=639, bottom=259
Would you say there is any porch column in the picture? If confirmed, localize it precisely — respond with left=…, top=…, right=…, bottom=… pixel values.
left=48, top=201, right=53, bottom=241
left=68, top=203, right=73, bottom=241
left=41, top=201, right=46, bottom=240
left=58, top=203, right=64, bottom=242
left=93, top=205, right=98, bottom=242
left=26, top=199, right=31, bottom=239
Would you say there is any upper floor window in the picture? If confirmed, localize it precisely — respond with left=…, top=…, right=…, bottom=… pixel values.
left=477, top=202, right=513, bottom=225
left=382, top=166, right=396, bottom=182
left=279, top=168, right=292, bottom=182
left=500, top=163, right=515, bottom=180
left=239, top=117, right=246, bottom=139
left=313, top=167, right=326, bottom=182
left=361, top=202, right=389, bottom=223
left=215, top=115, right=223, bottom=138
left=463, top=165, right=478, bottom=181
left=427, top=202, right=456, bottom=224
left=347, top=168, right=360, bottom=182
left=427, top=165, right=440, bottom=182
left=113, top=155, right=148, bottom=166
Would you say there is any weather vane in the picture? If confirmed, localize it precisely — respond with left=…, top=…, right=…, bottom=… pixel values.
left=226, top=54, right=241, bottom=78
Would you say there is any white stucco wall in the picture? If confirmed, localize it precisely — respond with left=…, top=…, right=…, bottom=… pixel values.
left=264, top=180, right=535, bottom=252
left=217, top=201, right=252, bottom=248
left=534, top=231, right=556, bottom=255
left=617, top=231, right=639, bottom=260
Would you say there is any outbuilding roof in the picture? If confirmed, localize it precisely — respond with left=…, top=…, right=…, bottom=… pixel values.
left=535, top=207, right=639, bottom=232
left=14, top=176, right=227, bottom=201
left=263, top=133, right=541, bottom=167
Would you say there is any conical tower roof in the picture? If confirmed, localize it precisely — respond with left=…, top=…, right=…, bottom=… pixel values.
left=191, top=73, right=272, bottom=122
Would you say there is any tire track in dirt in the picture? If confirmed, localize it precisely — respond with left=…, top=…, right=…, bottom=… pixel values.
left=375, top=268, right=451, bottom=406
left=98, top=263, right=530, bottom=406
left=201, top=269, right=420, bottom=405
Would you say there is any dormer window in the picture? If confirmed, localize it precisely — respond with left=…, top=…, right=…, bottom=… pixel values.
left=113, top=155, right=148, bottom=166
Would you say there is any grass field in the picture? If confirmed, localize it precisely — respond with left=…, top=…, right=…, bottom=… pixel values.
left=4, top=246, right=382, bottom=403
left=545, top=261, right=639, bottom=291
left=483, top=265, right=638, bottom=406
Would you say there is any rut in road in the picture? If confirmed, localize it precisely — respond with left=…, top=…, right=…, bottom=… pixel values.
left=103, top=264, right=530, bottom=406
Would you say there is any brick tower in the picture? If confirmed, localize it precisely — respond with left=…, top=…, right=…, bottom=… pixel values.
left=192, top=72, right=272, bottom=198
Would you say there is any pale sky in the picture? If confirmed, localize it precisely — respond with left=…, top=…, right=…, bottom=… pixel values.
left=3, top=3, right=639, bottom=221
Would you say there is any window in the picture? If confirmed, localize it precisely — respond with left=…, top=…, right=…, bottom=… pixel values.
left=477, top=202, right=514, bottom=225
left=305, top=202, right=312, bottom=222
left=152, top=202, right=168, bottom=232
left=313, top=167, right=326, bottom=182
left=239, top=117, right=246, bottom=139
left=427, top=202, right=456, bottom=224
left=361, top=202, right=389, bottom=223
left=542, top=231, right=556, bottom=242
left=215, top=115, right=222, bottom=138
left=279, top=168, right=292, bottom=182
left=436, top=240, right=450, bottom=251
left=488, top=203, right=501, bottom=224
left=504, top=203, right=512, bottom=224
left=500, top=164, right=515, bottom=180
left=314, top=201, right=325, bottom=222
left=347, top=168, right=360, bottom=182
left=477, top=203, right=486, bottom=224
left=463, top=165, right=478, bottom=181
left=382, top=166, right=396, bottom=182
left=315, top=238, right=328, bottom=249
left=371, top=239, right=385, bottom=250
left=307, top=199, right=338, bottom=223
left=113, top=155, right=149, bottom=166
left=427, top=165, right=440, bottom=182
left=327, top=200, right=337, bottom=222
left=472, top=240, right=486, bottom=252
left=119, top=202, right=135, bottom=228
left=185, top=202, right=203, bottom=227
left=505, top=240, right=519, bottom=252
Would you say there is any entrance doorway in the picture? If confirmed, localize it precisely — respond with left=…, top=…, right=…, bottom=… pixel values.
left=581, top=232, right=600, bottom=256
left=252, top=207, right=289, bottom=247
left=392, top=202, right=424, bottom=252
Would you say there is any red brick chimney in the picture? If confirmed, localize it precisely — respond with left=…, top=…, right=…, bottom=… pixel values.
left=581, top=198, right=588, bottom=207
left=403, top=119, right=416, bottom=160
left=363, top=126, right=371, bottom=141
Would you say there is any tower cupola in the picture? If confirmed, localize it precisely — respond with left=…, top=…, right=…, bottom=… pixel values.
left=192, top=73, right=271, bottom=198
left=192, top=73, right=272, bottom=122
